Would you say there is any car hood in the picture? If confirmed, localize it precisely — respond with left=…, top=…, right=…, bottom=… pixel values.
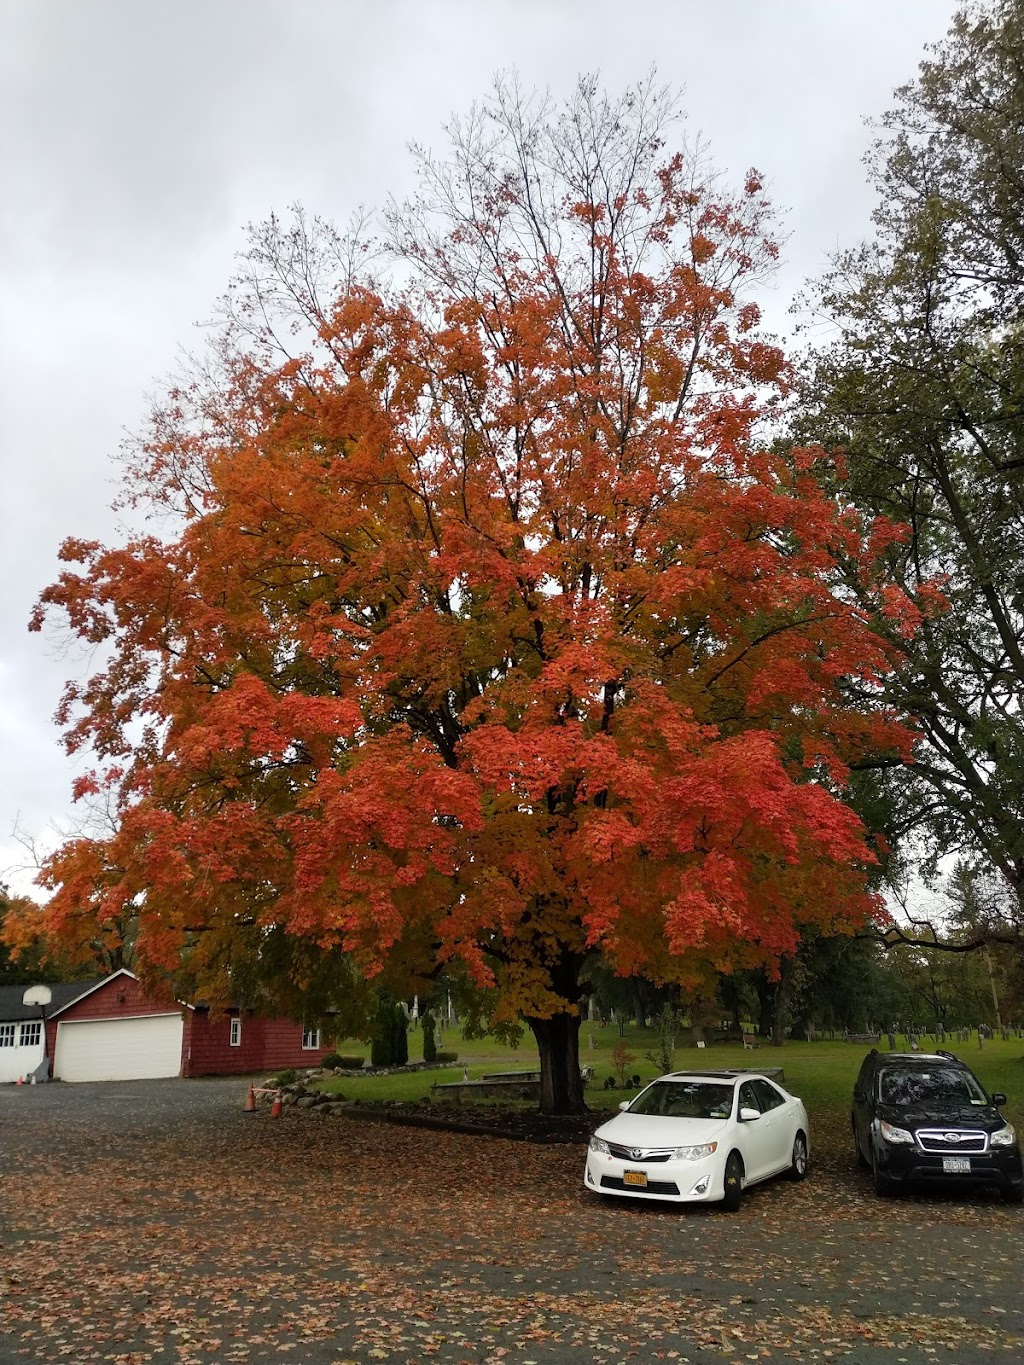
left=593, top=1113, right=728, bottom=1147
left=878, top=1102, right=1005, bottom=1132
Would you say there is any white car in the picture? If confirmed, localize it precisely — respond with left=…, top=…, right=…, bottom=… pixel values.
left=584, top=1070, right=810, bottom=1211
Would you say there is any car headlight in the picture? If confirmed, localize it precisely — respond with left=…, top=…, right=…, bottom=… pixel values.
left=879, top=1120, right=915, bottom=1145
left=671, top=1141, right=718, bottom=1161
left=990, top=1124, right=1016, bottom=1147
left=589, top=1136, right=611, bottom=1155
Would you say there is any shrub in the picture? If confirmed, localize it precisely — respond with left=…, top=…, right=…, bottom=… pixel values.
left=371, top=990, right=397, bottom=1066
left=272, top=1068, right=297, bottom=1087
left=435, top=1050, right=458, bottom=1064
left=321, top=1052, right=365, bottom=1071
left=421, top=1010, right=437, bottom=1064
left=371, top=990, right=411, bottom=1067
left=645, top=1004, right=680, bottom=1074
left=393, top=1001, right=409, bottom=1067
left=611, top=1039, right=637, bottom=1087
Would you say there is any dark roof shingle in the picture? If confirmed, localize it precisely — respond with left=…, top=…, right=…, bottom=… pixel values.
left=0, top=979, right=106, bottom=1023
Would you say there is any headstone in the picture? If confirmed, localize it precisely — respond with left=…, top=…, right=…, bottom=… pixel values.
left=888, top=1032, right=896, bottom=1051
left=696, top=1040, right=706, bottom=1049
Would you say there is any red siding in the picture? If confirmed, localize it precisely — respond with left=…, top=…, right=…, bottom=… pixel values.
left=184, top=1011, right=332, bottom=1077
left=43, top=971, right=332, bottom=1078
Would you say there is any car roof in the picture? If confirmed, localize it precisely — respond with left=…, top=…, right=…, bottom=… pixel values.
left=665, top=1073, right=732, bottom=1082
left=876, top=1053, right=966, bottom=1065
left=663, top=1071, right=769, bottom=1083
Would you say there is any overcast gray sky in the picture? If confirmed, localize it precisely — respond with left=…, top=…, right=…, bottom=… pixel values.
left=1, top=0, right=958, bottom=898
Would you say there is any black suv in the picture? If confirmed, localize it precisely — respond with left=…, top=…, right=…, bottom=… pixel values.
left=852, top=1050, right=1023, bottom=1203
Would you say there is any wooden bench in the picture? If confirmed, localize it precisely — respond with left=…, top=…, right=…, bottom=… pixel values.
left=741, top=1033, right=758, bottom=1050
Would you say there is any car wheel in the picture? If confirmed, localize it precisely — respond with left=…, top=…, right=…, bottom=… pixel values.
left=872, top=1154, right=896, bottom=1197
left=852, top=1118, right=868, bottom=1169
left=1000, top=1184, right=1024, bottom=1206
left=721, top=1151, right=744, bottom=1212
left=788, top=1131, right=808, bottom=1181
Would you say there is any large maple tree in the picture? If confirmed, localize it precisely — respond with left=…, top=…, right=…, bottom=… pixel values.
left=32, top=80, right=911, bottom=1111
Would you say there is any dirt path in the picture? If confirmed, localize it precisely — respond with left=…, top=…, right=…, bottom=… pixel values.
left=1, top=1080, right=1020, bottom=1363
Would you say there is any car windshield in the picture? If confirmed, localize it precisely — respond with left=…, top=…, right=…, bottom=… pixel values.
left=627, top=1080, right=734, bottom=1119
left=879, top=1066, right=988, bottom=1107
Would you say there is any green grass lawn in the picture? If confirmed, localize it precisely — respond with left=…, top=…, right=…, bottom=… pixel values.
left=310, top=1024, right=1024, bottom=1127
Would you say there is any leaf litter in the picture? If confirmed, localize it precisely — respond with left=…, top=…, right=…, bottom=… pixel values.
left=0, top=1088, right=1020, bottom=1363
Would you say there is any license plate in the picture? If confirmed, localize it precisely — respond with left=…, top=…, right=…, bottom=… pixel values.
left=623, top=1169, right=648, bottom=1188
left=942, top=1156, right=971, bottom=1174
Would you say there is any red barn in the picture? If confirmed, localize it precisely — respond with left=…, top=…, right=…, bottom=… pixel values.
left=42, top=969, right=332, bottom=1082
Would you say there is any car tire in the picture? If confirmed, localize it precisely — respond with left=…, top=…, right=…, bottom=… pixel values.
left=1000, top=1184, right=1024, bottom=1206
left=872, top=1155, right=896, bottom=1197
left=721, top=1151, right=744, bottom=1212
left=788, top=1131, right=808, bottom=1181
left=852, top=1118, right=868, bottom=1169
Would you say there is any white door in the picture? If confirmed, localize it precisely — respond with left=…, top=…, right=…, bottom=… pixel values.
left=54, top=1014, right=184, bottom=1082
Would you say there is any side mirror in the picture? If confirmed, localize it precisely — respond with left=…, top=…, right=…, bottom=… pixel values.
left=618, top=1100, right=631, bottom=1111
left=739, top=1106, right=760, bottom=1123
left=992, top=1093, right=1007, bottom=1106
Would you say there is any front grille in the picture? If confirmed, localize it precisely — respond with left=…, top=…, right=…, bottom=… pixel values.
left=607, top=1142, right=674, bottom=1163
left=601, top=1175, right=680, bottom=1195
left=917, top=1129, right=987, bottom=1153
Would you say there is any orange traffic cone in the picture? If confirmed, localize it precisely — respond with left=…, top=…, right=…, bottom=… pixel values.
left=244, top=1084, right=256, bottom=1113
left=270, top=1091, right=283, bottom=1119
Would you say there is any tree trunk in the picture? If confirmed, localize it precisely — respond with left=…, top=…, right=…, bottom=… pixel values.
left=528, top=1012, right=586, bottom=1115
left=771, top=956, right=795, bottom=1048
left=754, top=971, right=774, bottom=1039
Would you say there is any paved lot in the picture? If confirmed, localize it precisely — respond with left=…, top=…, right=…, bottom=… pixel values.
left=1, top=1079, right=1021, bottom=1364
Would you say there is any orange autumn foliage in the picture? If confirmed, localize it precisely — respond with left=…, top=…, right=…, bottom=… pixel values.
left=31, top=80, right=912, bottom=1110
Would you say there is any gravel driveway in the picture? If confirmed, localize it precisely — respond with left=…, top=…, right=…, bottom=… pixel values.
left=1, top=1078, right=1020, bottom=1363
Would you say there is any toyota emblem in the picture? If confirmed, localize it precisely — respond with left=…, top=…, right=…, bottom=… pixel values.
left=631, top=1148, right=644, bottom=1160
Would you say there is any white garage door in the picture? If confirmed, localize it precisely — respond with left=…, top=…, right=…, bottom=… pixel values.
left=54, top=1014, right=184, bottom=1082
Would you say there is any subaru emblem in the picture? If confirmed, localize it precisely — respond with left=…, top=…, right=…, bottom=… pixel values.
left=944, top=1132, right=961, bottom=1143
